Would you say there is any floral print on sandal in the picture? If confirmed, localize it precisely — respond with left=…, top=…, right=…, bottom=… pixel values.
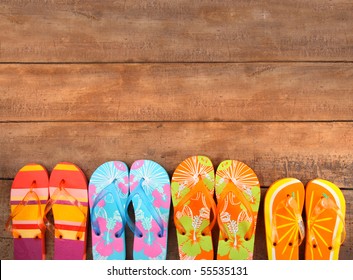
left=216, top=160, right=261, bottom=260
left=171, top=156, right=216, bottom=260
left=126, top=160, right=171, bottom=260
left=89, top=161, right=129, bottom=260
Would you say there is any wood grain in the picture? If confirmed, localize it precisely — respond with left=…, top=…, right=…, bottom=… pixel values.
left=1, top=0, right=353, bottom=62
left=1, top=0, right=352, bottom=264
left=0, top=180, right=351, bottom=260
left=1, top=63, right=353, bottom=122
left=1, top=122, right=352, bottom=188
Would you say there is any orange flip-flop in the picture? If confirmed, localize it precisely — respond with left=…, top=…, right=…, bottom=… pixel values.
left=45, top=162, right=88, bottom=260
left=305, top=179, right=346, bottom=260
left=264, top=178, right=305, bottom=260
left=171, top=156, right=216, bottom=260
left=216, top=160, right=261, bottom=260
left=6, top=164, right=49, bottom=260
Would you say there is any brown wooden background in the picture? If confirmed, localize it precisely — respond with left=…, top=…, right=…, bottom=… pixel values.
left=0, top=0, right=352, bottom=260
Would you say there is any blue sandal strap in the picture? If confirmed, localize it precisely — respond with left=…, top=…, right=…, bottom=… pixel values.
left=91, top=179, right=126, bottom=237
left=126, top=178, right=164, bottom=238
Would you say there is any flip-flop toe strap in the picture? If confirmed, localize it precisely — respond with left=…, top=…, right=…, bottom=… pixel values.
left=217, top=181, right=255, bottom=241
left=6, top=181, right=45, bottom=238
left=126, top=178, right=165, bottom=238
left=270, top=195, right=305, bottom=247
left=174, top=176, right=217, bottom=236
left=308, top=196, right=346, bottom=250
left=44, top=179, right=87, bottom=240
left=91, top=180, right=127, bottom=238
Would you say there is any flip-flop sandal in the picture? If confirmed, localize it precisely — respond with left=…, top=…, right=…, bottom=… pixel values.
left=89, top=161, right=129, bottom=260
left=215, top=160, right=261, bottom=260
left=171, top=155, right=216, bottom=260
left=126, top=160, right=171, bottom=260
left=305, top=179, right=346, bottom=260
left=6, top=164, right=49, bottom=260
left=45, top=162, right=88, bottom=260
left=264, top=178, right=305, bottom=260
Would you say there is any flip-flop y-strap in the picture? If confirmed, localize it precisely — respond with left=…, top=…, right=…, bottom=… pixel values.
left=91, top=180, right=127, bottom=238
left=307, top=197, right=346, bottom=252
left=270, top=195, right=305, bottom=248
left=174, top=176, right=217, bottom=237
left=44, top=179, right=87, bottom=241
left=6, top=181, right=46, bottom=239
left=126, top=178, right=165, bottom=238
left=217, top=182, right=255, bottom=242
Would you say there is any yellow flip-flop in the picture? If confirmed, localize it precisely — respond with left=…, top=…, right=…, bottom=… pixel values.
left=305, top=179, right=346, bottom=260
left=264, top=178, right=305, bottom=260
left=45, top=162, right=88, bottom=260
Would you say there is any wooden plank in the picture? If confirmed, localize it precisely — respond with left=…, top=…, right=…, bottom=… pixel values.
left=0, top=180, right=351, bottom=259
left=1, top=122, right=352, bottom=188
left=1, top=63, right=353, bottom=122
left=1, top=1, right=353, bottom=62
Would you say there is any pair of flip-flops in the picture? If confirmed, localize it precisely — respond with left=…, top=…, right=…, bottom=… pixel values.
left=7, top=162, right=88, bottom=260
left=171, top=156, right=261, bottom=260
left=265, top=178, right=346, bottom=260
left=89, top=160, right=170, bottom=260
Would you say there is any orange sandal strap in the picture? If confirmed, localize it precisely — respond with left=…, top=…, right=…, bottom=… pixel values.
left=44, top=179, right=87, bottom=240
left=308, top=196, right=346, bottom=249
left=217, top=181, right=255, bottom=241
left=6, top=181, right=45, bottom=238
left=174, top=176, right=216, bottom=235
left=270, top=195, right=305, bottom=247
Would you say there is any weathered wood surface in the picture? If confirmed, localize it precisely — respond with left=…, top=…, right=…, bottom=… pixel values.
left=1, top=0, right=353, bottom=62
left=0, top=0, right=352, bottom=262
left=0, top=122, right=352, bottom=189
left=0, top=181, right=351, bottom=260
left=1, top=63, right=353, bottom=122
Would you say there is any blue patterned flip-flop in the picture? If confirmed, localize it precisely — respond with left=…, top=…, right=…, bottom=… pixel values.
left=89, top=161, right=129, bottom=260
left=126, top=160, right=171, bottom=260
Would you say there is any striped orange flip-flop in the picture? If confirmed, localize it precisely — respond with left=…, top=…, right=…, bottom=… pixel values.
left=264, top=178, right=305, bottom=260
left=6, top=164, right=49, bottom=260
left=45, top=162, right=88, bottom=260
left=305, top=179, right=346, bottom=260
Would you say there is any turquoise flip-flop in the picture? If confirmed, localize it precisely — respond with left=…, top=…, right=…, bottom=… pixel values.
left=89, top=161, right=129, bottom=260
left=126, top=160, right=171, bottom=260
